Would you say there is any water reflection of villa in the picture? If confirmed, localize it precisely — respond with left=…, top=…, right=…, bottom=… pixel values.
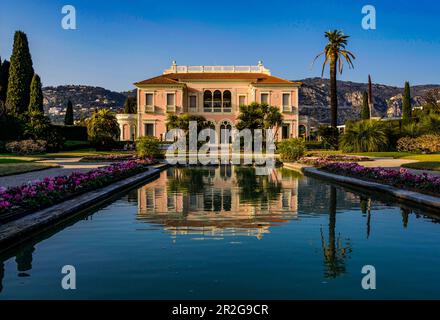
left=137, top=167, right=299, bottom=239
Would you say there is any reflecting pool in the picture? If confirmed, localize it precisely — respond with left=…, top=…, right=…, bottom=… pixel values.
left=1, top=166, right=439, bottom=299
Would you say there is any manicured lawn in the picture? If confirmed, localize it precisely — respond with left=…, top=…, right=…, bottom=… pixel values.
left=402, top=162, right=440, bottom=172
left=0, top=163, right=56, bottom=177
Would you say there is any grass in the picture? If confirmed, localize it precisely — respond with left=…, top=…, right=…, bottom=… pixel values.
left=402, top=162, right=440, bottom=172
left=0, top=163, right=57, bottom=177
left=307, top=149, right=440, bottom=172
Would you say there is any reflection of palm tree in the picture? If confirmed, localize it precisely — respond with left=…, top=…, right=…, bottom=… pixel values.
left=401, top=208, right=410, bottom=228
left=320, top=186, right=352, bottom=279
left=15, top=245, right=35, bottom=277
left=360, top=196, right=372, bottom=238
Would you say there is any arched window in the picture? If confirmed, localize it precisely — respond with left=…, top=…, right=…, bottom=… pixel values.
left=204, top=90, right=212, bottom=112
left=220, top=120, right=232, bottom=144
left=213, top=90, right=222, bottom=112
left=223, top=90, right=231, bottom=112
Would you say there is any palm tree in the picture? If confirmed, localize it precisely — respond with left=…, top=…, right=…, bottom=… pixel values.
left=87, top=109, right=120, bottom=148
left=264, top=105, right=283, bottom=139
left=340, top=120, right=388, bottom=152
left=314, top=30, right=355, bottom=128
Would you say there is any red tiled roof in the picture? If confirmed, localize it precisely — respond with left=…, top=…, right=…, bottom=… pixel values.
left=134, top=73, right=300, bottom=86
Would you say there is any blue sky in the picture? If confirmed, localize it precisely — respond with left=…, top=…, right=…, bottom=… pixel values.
left=1, top=0, right=439, bottom=91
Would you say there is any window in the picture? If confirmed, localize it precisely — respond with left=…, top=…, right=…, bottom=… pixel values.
left=189, top=95, right=197, bottom=110
left=146, top=93, right=153, bottom=106
left=204, top=90, right=213, bottom=112
left=144, top=93, right=154, bottom=112
left=282, top=93, right=291, bottom=112
left=204, top=90, right=233, bottom=113
left=223, top=90, right=231, bottom=112
left=282, top=123, right=290, bottom=139
left=144, top=123, right=154, bottom=136
left=213, top=90, right=222, bottom=112
left=261, top=93, right=269, bottom=104
left=167, top=93, right=175, bottom=106
left=238, top=95, right=246, bottom=106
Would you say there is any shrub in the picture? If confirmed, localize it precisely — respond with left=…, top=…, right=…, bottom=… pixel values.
left=397, top=136, right=419, bottom=152
left=340, top=120, right=388, bottom=152
left=317, top=126, right=339, bottom=150
left=136, top=136, right=161, bottom=159
left=415, top=135, right=440, bottom=153
left=397, top=134, right=440, bottom=153
left=277, top=138, right=306, bottom=162
left=0, top=114, right=24, bottom=140
left=6, top=139, right=46, bottom=154
left=24, top=110, right=64, bottom=151
left=53, top=125, right=88, bottom=141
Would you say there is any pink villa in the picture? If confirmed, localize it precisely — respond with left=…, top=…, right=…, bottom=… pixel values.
left=117, top=62, right=301, bottom=142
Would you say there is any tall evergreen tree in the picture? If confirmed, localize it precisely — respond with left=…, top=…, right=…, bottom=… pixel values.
left=5, top=31, right=34, bottom=115
left=64, top=100, right=74, bottom=125
left=28, top=73, right=44, bottom=112
left=123, top=96, right=137, bottom=114
left=0, top=59, right=10, bottom=103
left=402, top=81, right=412, bottom=123
left=361, top=91, right=370, bottom=120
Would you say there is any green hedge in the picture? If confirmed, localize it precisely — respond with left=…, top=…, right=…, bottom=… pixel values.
left=52, top=125, right=88, bottom=141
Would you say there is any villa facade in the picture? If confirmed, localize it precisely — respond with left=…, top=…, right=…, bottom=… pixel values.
left=117, top=62, right=301, bottom=142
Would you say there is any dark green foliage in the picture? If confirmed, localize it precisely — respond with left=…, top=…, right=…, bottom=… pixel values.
left=87, top=109, right=120, bottom=150
left=360, top=91, right=370, bottom=120
left=0, top=59, right=10, bottom=103
left=402, top=81, right=412, bottom=123
left=340, top=120, right=388, bottom=152
left=64, top=100, right=74, bottom=125
left=6, top=31, right=34, bottom=115
left=123, top=96, right=137, bottom=114
left=317, top=126, right=339, bottom=149
left=28, top=73, right=44, bottom=112
left=0, top=114, right=25, bottom=141
left=52, top=124, right=88, bottom=141
left=24, top=110, right=64, bottom=151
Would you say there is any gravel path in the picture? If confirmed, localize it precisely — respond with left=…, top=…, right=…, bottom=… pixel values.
left=0, top=158, right=111, bottom=188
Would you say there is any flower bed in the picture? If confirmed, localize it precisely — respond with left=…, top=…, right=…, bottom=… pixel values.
left=299, top=154, right=372, bottom=166
left=0, top=159, right=154, bottom=221
left=80, top=154, right=136, bottom=162
left=320, top=162, right=440, bottom=196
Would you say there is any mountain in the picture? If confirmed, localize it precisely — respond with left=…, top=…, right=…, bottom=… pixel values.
left=43, top=80, right=440, bottom=125
left=296, top=77, right=440, bottom=124
left=43, top=85, right=128, bottom=123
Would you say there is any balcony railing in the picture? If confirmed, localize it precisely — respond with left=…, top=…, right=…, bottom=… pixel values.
left=145, top=105, right=155, bottom=113
left=282, top=105, right=295, bottom=113
left=164, top=63, right=271, bottom=75
left=166, top=105, right=176, bottom=113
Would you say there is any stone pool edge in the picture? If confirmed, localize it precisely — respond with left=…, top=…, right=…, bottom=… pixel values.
left=283, top=162, right=440, bottom=210
left=0, top=163, right=170, bottom=250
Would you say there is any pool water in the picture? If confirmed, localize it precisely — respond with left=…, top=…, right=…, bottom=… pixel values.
left=0, top=166, right=439, bottom=299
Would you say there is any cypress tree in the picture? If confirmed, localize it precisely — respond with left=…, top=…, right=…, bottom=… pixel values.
left=5, top=31, right=34, bottom=115
left=123, top=96, right=137, bottom=114
left=28, top=73, right=44, bottom=112
left=64, top=100, right=74, bottom=125
left=360, top=91, right=370, bottom=120
left=402, top=81, right=412, bottom=123
left=0, top=59, right=10, bottom=103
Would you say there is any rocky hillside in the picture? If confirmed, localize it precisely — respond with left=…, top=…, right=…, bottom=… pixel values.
left=297, top=77, right=440, bottom=124
left=43, top=80, right=440, bottom=124
left=43, top=85, right=127, bottom=123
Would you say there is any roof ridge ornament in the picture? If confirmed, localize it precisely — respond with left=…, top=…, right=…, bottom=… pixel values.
left=163, top=62, right=271, bottom=75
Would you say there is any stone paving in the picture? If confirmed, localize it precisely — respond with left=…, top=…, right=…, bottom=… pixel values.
left=0, top=158, right=111, bottom=188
